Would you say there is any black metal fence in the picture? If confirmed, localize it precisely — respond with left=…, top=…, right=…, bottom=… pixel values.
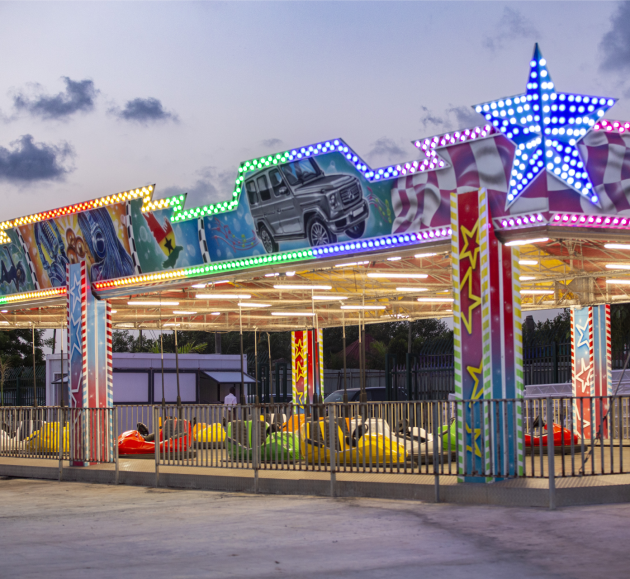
left=0, top=366, right=46, bottom=406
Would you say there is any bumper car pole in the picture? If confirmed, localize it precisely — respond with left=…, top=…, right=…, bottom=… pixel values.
left=160, top=310, right=166, bottom=418
left=32, top=324, right=38, bottom=408
left=359, top=309, right=367, bottom=406
left=174, top=329, right=182, bottom=420
left=267, top=332, right=274, bottom=404
left=254, top=327, right=259, bottom=403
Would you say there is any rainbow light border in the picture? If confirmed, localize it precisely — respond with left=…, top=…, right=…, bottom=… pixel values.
left=0, top=286, right=66, bottom=305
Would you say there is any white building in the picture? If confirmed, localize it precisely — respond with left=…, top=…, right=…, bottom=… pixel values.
left=45, top=353, right=253, bottom=406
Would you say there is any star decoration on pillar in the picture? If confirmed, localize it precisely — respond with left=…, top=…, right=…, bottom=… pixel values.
left=460, top=221, right=480, bottom=269
left=576, top=320, right=590, bottom=349
left=473, top=44, right=616, bottom=209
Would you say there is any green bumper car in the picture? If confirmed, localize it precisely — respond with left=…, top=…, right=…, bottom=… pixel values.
left=225, top=419, right=301, bottom=463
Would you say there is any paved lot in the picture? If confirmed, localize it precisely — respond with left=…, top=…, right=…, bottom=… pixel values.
left=1, top=477, right=628, bottom=579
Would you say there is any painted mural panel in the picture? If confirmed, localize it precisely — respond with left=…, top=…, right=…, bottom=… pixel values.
left=127, top=200, right=203, bottom=271
left=15, top=205, right=135, bottom=289
left=1, top=116, right=630, bottom=300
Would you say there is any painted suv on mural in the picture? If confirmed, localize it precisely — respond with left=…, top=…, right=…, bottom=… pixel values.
left=245, top=157, right=369, bottom=253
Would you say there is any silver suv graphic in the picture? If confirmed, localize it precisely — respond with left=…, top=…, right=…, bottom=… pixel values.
left=245, top=158, right=369, bottom=253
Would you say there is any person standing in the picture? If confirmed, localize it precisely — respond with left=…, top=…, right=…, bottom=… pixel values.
left=224, top=386, right=237, bottom=405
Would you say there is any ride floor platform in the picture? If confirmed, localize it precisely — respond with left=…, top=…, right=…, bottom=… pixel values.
left=3, top=443, right=630, bottom=507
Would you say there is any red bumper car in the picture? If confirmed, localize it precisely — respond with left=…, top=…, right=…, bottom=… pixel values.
left=525, top=417, right=579, bottom=449
left=118, top=418, right=192, bottom=458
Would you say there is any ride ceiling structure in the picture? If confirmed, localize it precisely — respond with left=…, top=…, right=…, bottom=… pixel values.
left=0, top=44, right=628, bottom=477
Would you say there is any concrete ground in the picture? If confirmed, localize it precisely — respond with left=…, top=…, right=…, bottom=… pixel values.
left=1, top=478, right=628, bottom=579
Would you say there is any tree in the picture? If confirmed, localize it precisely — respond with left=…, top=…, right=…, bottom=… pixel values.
left=523, top=310, right=570, bottom=346
left=0, top=355, right=10, bottom=406
left=149, top=338, right=207, bottom=354
left=0, top=329, right=44, bottom=368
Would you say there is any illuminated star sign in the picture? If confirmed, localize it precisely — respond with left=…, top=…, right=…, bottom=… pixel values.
left=473, top=44, right=616, bottom=208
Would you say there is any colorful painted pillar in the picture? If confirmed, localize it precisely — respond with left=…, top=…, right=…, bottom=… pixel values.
left=571, top=305, right=611, bottom=439
left=451, top=189, right=524, bottom=482
left=291, top=329, right=324, bottom=407
left=66, top=262, right=113, bottom=466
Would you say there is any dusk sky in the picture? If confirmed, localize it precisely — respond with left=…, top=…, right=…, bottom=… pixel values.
left=1, top=1, right=630, bottom=221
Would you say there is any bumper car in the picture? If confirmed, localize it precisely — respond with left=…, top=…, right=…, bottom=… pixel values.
left=525, top=417, right=579, bottom=452
left=282, top=414, right=306, bottom=433
left=0, top=420, right=48, bottom=452
left=225, top=418, right=301, bottom=462
left=117, top=418, right=193, bottom=459
left=26, top=422, right=69, bottom=453
left=300, top=417, right=406, bottom=466
left=193, top=422, right=226, bottom=448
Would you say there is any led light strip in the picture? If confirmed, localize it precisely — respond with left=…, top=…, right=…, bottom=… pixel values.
left=93, top=228, right=451, bottom=293
left=310, top=227, right=453, bottom=257
left=93, top=248, right=317, bottom=290
left=414, top=125, right=496, bottom=154
left=551, top=212, right=630, bottom=229
left=497, top=214, right=546, bottom=229
left=594, top=120, right=630, bottom=134
left=0, top=186, right=154, bottom=231
left=141, top=194, right=185, bottom=213
left=0, top=286, right=66, bottom=305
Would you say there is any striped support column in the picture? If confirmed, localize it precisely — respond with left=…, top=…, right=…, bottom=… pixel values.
left=66, top=262, right=113, bottom=466
left=571, top=307, right=593, bottom=439
left=450, top=193, right=465, bottom=479
left=291, top=330, right=323, bottom=407
left=451, top=188, right=523, bottom=483
left=589, top=305, right=611, bottom=438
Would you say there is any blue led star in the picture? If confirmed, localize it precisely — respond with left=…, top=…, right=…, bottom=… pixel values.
left=474, top=44, right=616, bottom=208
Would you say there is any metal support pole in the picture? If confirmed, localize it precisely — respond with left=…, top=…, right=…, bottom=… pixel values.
left=32, top=324, right=37, bottom=407
left=154, top=406, right=160, bottom=488
left=329, top=404, right=337, bottom=498
left=114, top=410, right=119, bottom=485
left=359, top=312, right=367, bottom=404
left=239, top=306, right=247, bottom=403
left=255, top=327, right=259, bottom=403
left=58, top=406, right=64, bottom=481
left=433, top=401, right=440, bottom=503
left=160, top=325, right=166, bottom=417
left=174, top=329, right=181, bottom=419
left=267, top=332, right=274, bottom=403
left=342, top=312, right=348, bottom=404
left=252, top=404, right=259, bottom=493
left=546, top=397, right=556, bottom=510
left=60, top=327, right=65, bottom=407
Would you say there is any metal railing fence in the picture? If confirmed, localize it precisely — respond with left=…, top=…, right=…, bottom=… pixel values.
left=4, top=397, right=630, bottom=501
left=0, top=406, right=116, bottom=465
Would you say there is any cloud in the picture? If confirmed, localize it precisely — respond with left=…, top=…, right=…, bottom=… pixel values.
left=110, top=97, right=178, bottom=124
left=419, top=105, right=485, bottom=135
left=420, top=106, right=448, bottom=130
left=0, top=135, right=74, bottom=183
left=446, top=106, right=487, bottom=129
left=13, top=77, right=97, bottom=120
left=600, top=2, right=630, bottom=73
left=483, top=7, right=540, bottom=52
left=364, top=137, right=408, bottom=166
left=160, top=166, right=236, bottom=207
left=261, top=138, right=283, bottom=148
